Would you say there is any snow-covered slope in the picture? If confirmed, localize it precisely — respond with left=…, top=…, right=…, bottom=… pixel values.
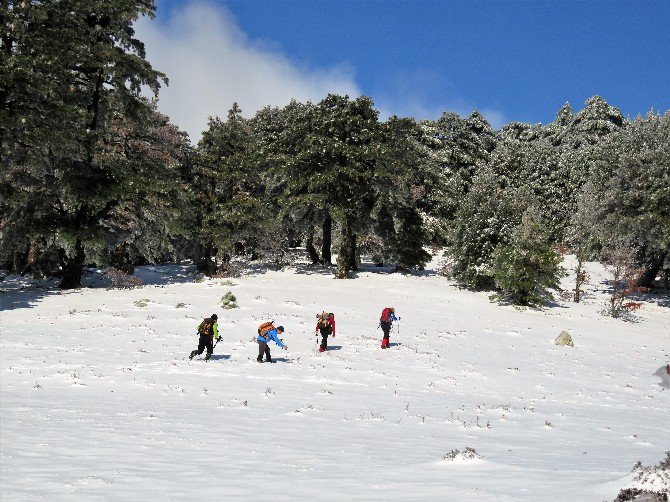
left=1, top=256, right=668, bottom=501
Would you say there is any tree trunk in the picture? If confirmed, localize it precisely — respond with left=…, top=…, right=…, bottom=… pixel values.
left=59, top=239, right=85, bottom=289
left=348, top=232, right=358, bottom=271
left=573, top=255, right=586, bottom=303
left=335, top=215, right=354, bottom=279
left=321, top=214, right=332, bottom=265
left=197, top=241, right=217, bottom=276
left=305, top=228, right=320, bottom=264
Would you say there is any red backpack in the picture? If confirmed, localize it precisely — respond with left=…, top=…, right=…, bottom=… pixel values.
left=380, top=308, right=394, bottom=324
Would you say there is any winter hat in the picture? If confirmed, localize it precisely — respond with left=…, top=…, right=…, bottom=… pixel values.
left=211, top=314, right=218, bottom=321
left=277, top=326, right=284, bottom=332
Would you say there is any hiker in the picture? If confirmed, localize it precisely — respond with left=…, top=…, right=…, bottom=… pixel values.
left=190, top=314, right=221, bottom=361
left=379, top=307, right=397, bottom=349
left=315, top=311, right=335, bottom=352
left=257, top=322, right=287, bottom=363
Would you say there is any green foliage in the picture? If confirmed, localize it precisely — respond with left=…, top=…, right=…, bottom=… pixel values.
left=220, top=291, right=238, bottom=309
left=445, top=168, right=527, bottom=289
left=593, top=111, right=670, bottom=286
left=491, top=207, right=564, bottom=306
left=418, top=112, right=496, bottom=232
left=0, top=0, right=187, bottom=288
left=191, top=103, right=271, bottom=274
left=370, top=116, right=430, bottom=270
left=1, top=6, right=665, bottom=298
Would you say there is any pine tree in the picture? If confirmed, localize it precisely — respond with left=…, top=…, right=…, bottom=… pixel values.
left=591, top=111, right=670, bottom=288
left=0, top=0, right=170, bottom=287
left=94, top=99, right=190, bottom=272
left=252, top=100, right=330, bottom=265
left=491, top=206, right=564, bottom=306
left=368, top=116, right=430, bottom=270
left=312, top=95, right=381, bottom=278
left=445, top=168, right=527, bottom=289
left=262, top=94, right=381, bottom=278
left=192, top=103, right=269, bottom=274
left=420, top=111, right=496, bottom=229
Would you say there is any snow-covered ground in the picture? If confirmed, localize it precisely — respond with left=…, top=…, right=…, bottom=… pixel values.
left=1, top=254, right=668, bottom=501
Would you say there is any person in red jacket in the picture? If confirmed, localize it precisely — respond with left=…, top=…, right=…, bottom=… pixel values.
left=379, top=307, right=397, bottom=349
left=315, top=311, right=335, bottom=352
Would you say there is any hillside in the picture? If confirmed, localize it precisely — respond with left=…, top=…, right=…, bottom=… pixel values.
left=1, top=255, right=668, bottom=501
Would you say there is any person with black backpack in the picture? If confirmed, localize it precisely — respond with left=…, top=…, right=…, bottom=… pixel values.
left=315, top=311, right=335, bottom=352
left=379, top=307, right=397, bottom=349
left=189, top=314, right=221, bottom=361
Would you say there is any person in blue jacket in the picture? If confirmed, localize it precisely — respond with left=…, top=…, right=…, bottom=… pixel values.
left=257, top=323, right=287, bottom=363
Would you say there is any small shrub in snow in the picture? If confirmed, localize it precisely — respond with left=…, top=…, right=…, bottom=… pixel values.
left=220, top=291, right=238, bottom=309
left=555, top=330, right=574, bottom=347
left=219, top=279, right=237, bottom=287
left=443, top=447, right=482, bottom=462
left=134, top=299, right=150, bottom=307
left=614, top=488, right=667, bottom=502
left=175, top=302, right=187, bottom=309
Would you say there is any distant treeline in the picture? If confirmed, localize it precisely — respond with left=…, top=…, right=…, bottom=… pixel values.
left=1, top=1, right=668, bottom=307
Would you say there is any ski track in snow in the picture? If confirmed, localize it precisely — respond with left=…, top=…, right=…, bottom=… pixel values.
left=1, top=256, right=668, bottom=501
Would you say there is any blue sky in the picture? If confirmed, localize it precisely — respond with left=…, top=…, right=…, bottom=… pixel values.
left=138, top=0, right=670, bottom=140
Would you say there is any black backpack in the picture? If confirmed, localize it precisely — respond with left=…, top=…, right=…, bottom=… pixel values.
left=198, top=318, right=215, bottom=337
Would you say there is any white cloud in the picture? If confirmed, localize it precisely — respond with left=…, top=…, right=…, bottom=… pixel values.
left=135, top=1, right=361, bottom=142
left=135, top=1, right=507, bottom=140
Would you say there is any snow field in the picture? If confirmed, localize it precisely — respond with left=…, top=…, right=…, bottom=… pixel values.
left=1, top=258, right=668, bottom=500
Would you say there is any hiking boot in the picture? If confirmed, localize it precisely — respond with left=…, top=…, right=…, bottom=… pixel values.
left=257, top=358, right=263, bottom=363
left=319, top=347, right=326, bottom=352
left=189, top=350, right=197, bottom=360
left=204, top=353, right=211, bottom=361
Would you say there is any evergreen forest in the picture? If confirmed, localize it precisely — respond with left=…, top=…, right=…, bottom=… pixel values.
left=2, top=1, right=669, bottom=309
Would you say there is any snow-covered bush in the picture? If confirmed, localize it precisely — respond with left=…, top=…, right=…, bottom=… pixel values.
left=220, top=291, right=238, bottom=309
left=613, top=451, right=670, bottom=501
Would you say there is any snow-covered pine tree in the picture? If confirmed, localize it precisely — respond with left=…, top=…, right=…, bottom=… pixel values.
left=308, top=95, right=381, bottom=279
left=94, top=100, right=190, bottom=273
left=252, top=100, right=332, bottom=266
left=369, top=116, right=430, bottom=271
left=192, top=103, right=269, bottom=275
left=0, top=0, right=172, bottom=288
left=491, top=206, right=564, bottom=306
left=420, top=111, right=496, bottom=230
left=590, top=111, right=670, bottom=288
left=444, top=168, right=527, bottom=289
